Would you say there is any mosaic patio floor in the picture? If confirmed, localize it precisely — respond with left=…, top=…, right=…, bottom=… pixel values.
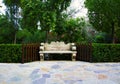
left=0, top=61, right=120, bottom=84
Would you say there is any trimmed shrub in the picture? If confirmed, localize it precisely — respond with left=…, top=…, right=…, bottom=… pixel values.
left=92, top=43, right=120, bottom=62
left=0, top=44, right=22, bottom=63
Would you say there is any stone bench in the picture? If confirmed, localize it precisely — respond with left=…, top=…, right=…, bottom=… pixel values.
left=39, top=41, right=77, bottom=61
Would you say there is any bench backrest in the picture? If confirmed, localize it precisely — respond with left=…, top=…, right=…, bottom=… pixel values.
left=40, top=42, right=75, bottom=51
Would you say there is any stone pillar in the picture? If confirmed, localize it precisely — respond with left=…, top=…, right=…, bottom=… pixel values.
left=40, top=53, right=44, bottom=61
left=72, top=53, right=76, bottom=61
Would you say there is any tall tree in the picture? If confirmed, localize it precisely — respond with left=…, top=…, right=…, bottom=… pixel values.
left=85, top=0, right=120, bottom=43
left=21, top=0, right=71, bottom=42
left=3, top=0, right=21, bottom=43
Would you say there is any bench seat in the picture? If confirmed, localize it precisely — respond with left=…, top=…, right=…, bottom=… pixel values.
left=39, top=51, right=76, bottom=54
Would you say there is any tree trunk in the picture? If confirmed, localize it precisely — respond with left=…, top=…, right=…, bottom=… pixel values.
left=111, top=22, right=115, bottom=43
left=14, top=32, right=16, bottom=44
left=45, top=30, right=49, bottom=42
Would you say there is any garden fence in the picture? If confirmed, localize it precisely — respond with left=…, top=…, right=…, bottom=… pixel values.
left=76, top=43, right=92, bottom=62
left=22, top=43, right=40, bottom=63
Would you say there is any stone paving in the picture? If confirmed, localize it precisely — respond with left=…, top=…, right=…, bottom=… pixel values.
left=0, top=61, right=120, bottom=84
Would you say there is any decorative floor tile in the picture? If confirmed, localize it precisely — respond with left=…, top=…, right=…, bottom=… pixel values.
left=0, top=61, right=120, bottom=84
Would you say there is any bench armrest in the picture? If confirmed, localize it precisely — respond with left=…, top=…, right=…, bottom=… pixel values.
left=71, top=46, right=76, bottom=51
left=71, top=43, right=76, bottom=51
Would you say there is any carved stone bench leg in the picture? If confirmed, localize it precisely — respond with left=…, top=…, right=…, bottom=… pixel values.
left=40, top=53, right=44, bottom=61
left=72, top=53, right=76, bottom=61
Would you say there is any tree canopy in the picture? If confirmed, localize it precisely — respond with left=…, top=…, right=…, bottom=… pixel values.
left=21, top=0, right=71, bottom=42
left=85, top=0, right=120, bottom=43
left=1, top=0, right=88, bottom=43
left=21, top=0, right=71, bottom=30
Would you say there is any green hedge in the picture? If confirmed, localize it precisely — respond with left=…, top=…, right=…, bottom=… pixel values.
left=0, top=43, right=120, bottom=63
left=0, top=44, right=22, bottom=63
left=92, top=43, right=120, bottom=62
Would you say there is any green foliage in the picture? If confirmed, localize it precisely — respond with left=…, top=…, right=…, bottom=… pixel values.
left=29, top=30, right=46, bottom=43
left=3, top=0, right=21, bottom=43
left=21, top=0, right=71, bottom=41
left=92, top=43, right=120, bottom=62
left=64, top=18, right=85, bottom=42
left=55, top=18, right=86, bottom=42
left=0, top=44, right=22, bottom=63
left=0, top=15, right=15, bottom=43
left=85, top=0, right=120, bottom=43
left=21, top=0, right=71, bottom=30
left=95, top=35, right=104, bottom=43
left=16, top=29, right=32, bottom=43
left=94, top=32, right=106, bottom=43
left=3, top=0, right=21, bottom=6
left=16, top=29, right=46, bottom=43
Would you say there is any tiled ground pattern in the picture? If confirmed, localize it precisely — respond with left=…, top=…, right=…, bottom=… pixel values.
left=0, top=61, right=120, bottom=84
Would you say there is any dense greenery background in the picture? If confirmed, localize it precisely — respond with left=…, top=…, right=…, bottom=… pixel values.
left=85, top=0, right=120, bottom=43
left=0, top=0, right=120, bottom=44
